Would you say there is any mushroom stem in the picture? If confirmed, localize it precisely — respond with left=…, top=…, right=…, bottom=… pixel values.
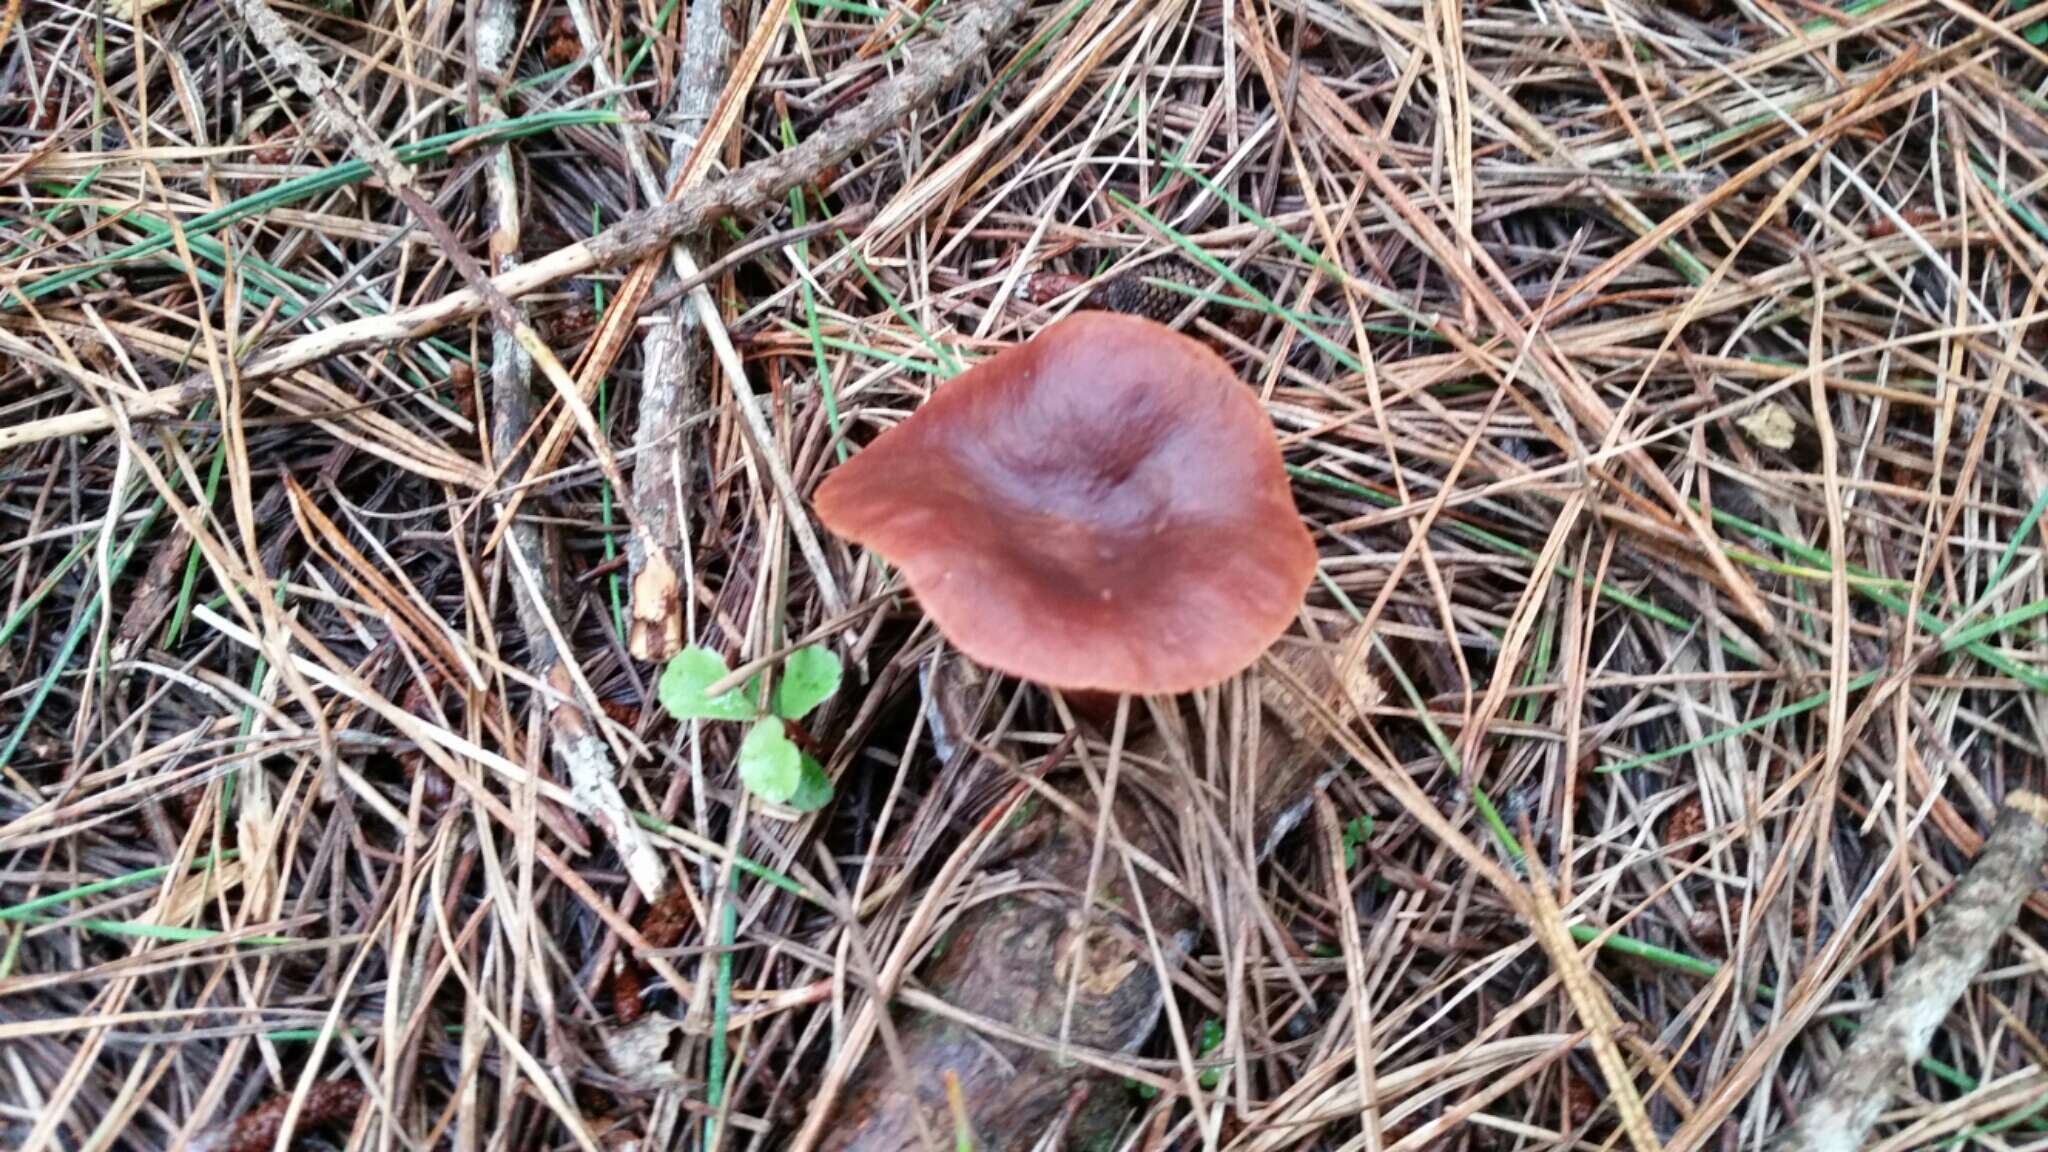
left=819, top=635, right=1380, bottom=1151
left=1060, top=689, right=1124, bottom=730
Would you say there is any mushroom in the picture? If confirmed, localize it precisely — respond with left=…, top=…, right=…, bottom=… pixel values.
left=814, top=312, right=1316, bottom=696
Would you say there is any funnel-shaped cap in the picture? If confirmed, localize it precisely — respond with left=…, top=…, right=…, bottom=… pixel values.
left=815, top=312, right=1316, bottom=694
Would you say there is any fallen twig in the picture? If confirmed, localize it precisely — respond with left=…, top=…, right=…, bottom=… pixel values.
left=626, top=0, right=733, bottom=662
left=223, top=0, right=668, bottom=562
left=1518, top=817, right=1664, bottom=1152
left=480, top=0, right=671, bottom=901
left=1785, top=791, right=2048, bottom=1152
left=0, top=0, right=1033, bottom=452
left=229, top=0, right=668, bottom=899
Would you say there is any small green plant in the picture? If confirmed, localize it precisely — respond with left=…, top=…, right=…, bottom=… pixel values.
left=1123, top=1021, right=1227, bottom=1098
left=2010, top=0, right=2047, bottom=44
left=1341, top=813, right=1375, bottom=869
left=1195, top=1017, right=1226, bottom=1088
left=658, top=644, right=843, bottom=812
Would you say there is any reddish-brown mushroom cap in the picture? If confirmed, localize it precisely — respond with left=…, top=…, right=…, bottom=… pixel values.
left=814, top=312, right=1316, bottom=695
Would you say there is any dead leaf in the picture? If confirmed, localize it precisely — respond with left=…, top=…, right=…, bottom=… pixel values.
left=612, top=961, right=646, bottom=1024
left=203, top=1080, right=365, bottom=1152
left=1737, top=402, right=1797, bottom=450
left=600, top=1014, right=687, bottom=1092
left=160, top=858, right=244, bottom=927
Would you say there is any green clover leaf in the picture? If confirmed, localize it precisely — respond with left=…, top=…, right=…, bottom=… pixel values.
left=738, top=719, right=801, bottom=803
left=657, top=647, right=756, bottom=721
left=1196, top=1018, right=1226, bottom=1088
left=1341, top=814, right=1376, bottom=870
left=772, top=645, right=843, bottom=720
left=787, top=753, right=834, bottom=813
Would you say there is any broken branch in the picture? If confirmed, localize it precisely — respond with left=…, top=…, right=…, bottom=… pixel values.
left=1786, top=791, right=2048, bottom=1152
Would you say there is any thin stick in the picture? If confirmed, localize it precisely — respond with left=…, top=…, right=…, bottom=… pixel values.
left=626, top=0, right=733, bottom=661
left=222, top=0, right=666, bottom=558
left=228, top=0, right=668, bottom=900
left=1786, top=791, right=2048, bottom=1152
left=1, top=0, right=1033, bottom=453
left=1517, top=817, right=1665, bottom=1152
left=484, top=0, right=667, bottom=902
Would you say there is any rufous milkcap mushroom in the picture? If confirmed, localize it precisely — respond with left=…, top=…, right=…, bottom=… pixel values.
left=814, top=311, right=1316, bottom=695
